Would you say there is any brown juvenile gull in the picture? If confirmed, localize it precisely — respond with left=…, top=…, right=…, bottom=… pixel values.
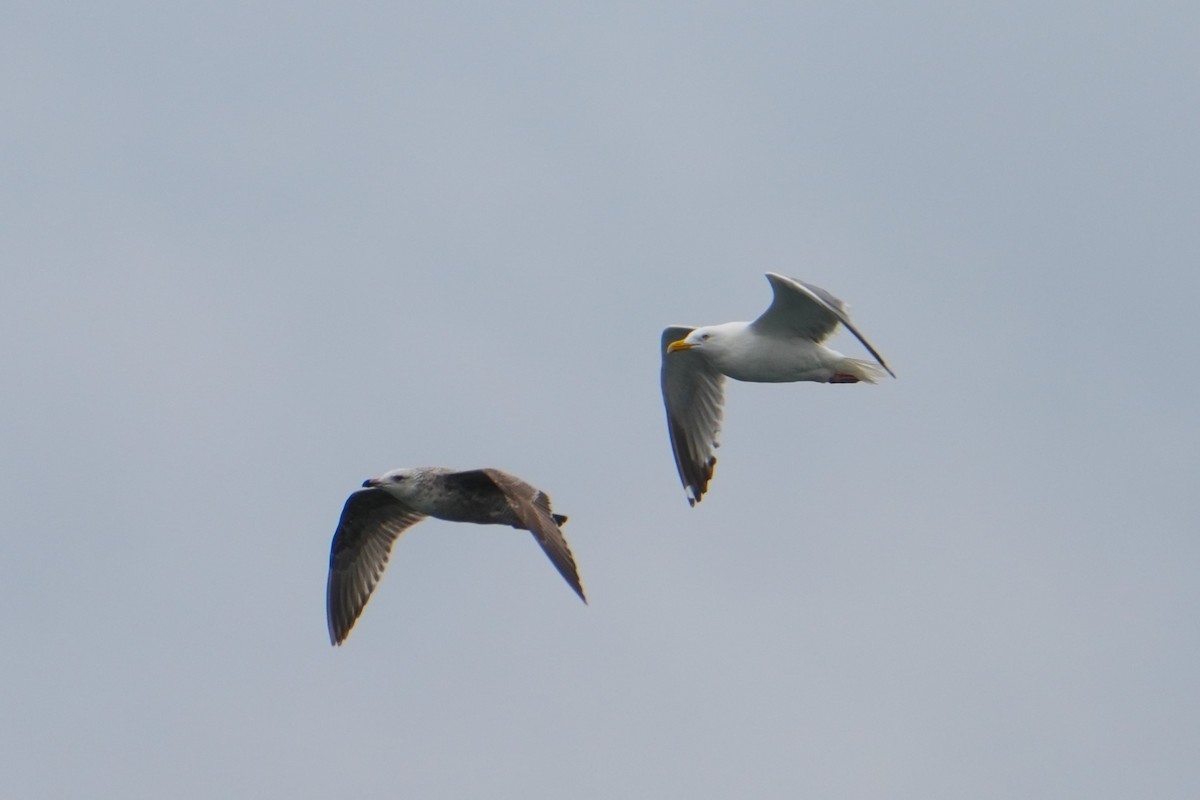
left=661, top=273, right=895, bottom=506
left=326, top=467, right=586, bottom=645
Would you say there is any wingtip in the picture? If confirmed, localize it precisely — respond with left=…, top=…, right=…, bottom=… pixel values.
left=566, top=575, right=587, bottom=605
left=683, top=465, right=713, bottom=507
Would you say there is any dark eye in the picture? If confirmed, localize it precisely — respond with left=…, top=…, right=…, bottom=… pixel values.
left=700, top=333, right=710, bottom=341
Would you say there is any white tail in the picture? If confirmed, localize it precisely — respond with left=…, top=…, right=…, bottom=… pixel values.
left=837, top=357, right=890, bottom=384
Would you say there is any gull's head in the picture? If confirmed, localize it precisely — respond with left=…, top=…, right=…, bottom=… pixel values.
left=364, top=467, right=421, bottom=493
left=667, top=327, right=720, bottom=354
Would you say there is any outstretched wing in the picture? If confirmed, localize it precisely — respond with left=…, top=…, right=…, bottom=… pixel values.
left=660, top=325, right=726, bottom=505
left=752, top=273, right=894, bottom=377
left=326, top=488, right=426, bottom=645
left=483, top=469, right=587, bottom=603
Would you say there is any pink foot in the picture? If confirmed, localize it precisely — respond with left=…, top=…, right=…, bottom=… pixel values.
left=829, top=373, right=861, bottom=384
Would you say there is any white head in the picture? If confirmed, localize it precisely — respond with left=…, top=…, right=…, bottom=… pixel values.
left=666, top=323, right=742, bottom=356
left=363, top=467, right=436, bottom=500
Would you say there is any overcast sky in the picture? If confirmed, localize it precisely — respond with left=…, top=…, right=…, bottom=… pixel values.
left=4, top=3, right=1199, bottom=798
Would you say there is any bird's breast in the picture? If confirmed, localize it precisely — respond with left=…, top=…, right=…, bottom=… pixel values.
left=427, top=490, right=518, bottom=527
left=713, top=338, right=836, bottom=383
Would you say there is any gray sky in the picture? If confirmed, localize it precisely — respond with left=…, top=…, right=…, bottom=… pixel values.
left=4, top=3, right=1199, bottom=797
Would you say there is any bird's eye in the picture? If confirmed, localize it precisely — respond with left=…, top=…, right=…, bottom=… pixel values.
left=700, top=333, right=710, bottom=341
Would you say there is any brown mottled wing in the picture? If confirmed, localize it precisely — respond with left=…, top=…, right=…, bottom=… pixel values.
left=482, top=469, right=586, bottom=603
left=326, top=488, right=426, bottom=645
left=752, top=273, right=895, bottom=377
left=660, top=325, right=726, bottom=506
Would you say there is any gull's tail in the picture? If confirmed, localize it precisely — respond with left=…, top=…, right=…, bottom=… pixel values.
left=552, top=513, right=568, bottom=526
left=836, top=357, right=892, bottom=384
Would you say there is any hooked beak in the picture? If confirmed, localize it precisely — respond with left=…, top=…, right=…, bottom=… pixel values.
left=362, top=478, right=380, bottom=488
left=667, top=339, right=693, bottom=353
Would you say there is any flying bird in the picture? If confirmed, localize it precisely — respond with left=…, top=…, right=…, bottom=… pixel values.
left=326, top=467, right=586, bottom=645
left=661, top=273, right=895, bottom=506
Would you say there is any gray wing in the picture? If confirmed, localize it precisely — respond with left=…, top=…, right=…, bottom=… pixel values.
left=660, top=325, right=726, bottom=506
left=326, top=488, right=427, bottom=645
left=483, top=469, right=586, bottom=603
left=752, top=273, right=895, bottom=377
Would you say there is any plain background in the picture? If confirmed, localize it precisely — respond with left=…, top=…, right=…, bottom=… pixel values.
left=4, top=3, right=1198, bottom=797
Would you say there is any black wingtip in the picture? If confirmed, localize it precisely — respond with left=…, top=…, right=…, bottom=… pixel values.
left=328, top=616, right=349, bottom=646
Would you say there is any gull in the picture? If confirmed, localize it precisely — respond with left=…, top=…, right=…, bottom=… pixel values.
left=326, top=467, right=586, bottom=645
left=661, top=273, right=895, bottom=506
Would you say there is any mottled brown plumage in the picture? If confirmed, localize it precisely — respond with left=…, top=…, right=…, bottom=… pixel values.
left=326, top=467, right=586, bottom=645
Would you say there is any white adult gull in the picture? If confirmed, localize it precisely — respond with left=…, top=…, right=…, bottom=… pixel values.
left=661, top=273, right=895, bottom=506
left=326, top=467, right=586, bottom=645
